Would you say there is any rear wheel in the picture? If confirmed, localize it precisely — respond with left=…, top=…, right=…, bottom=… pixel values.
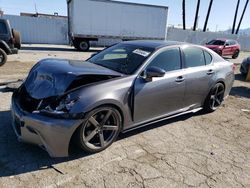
left=77, top=106, right=122, bottom=153
left=12, top=29, right=21, bottom=49
left=203, top=83, right=225, bottom=112
left=0, top=48, right=7, bottom=67
left=77, top=40, right=90, bottom=51
left=217, top=50, right=222, bottom=56
left=232, top=50, right=239, bottom=59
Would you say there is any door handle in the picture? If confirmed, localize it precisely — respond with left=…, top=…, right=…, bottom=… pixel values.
left=207, top=69, right=214, bottom=75
left=175, top=76, right=185, bottom=83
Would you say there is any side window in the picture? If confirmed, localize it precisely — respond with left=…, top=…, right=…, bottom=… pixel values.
left=231, top=41, right=236, bottom=45
left=148, top=48, right=181, bottom=72
left=203, top=50, right=212, bottom=65
left=183, top=47, right=206, bottom=68
left=0, top=22, right=7, bottom=34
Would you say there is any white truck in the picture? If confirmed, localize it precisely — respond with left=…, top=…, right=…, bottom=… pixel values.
left=67, top=0, right=168, bottom=51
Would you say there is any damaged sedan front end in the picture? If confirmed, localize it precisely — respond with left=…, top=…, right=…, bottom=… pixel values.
left=11, top=58, right=125, bottom=157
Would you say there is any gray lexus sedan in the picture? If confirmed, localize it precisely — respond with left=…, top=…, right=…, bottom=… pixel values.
left=11, top=41, right=235, bottom=157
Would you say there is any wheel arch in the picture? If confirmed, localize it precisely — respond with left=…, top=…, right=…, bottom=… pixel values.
left=68, top=101, right=125, bottom=153
left=0, top=40, right=11, bottom=54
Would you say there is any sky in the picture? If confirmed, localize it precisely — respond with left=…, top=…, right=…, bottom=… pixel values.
left=0, top=0, right=249, bottom=31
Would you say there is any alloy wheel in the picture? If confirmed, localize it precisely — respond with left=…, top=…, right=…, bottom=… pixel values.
left=82, top=108, right=120, bottom=150
left=209, top=84, right=225, bottom=110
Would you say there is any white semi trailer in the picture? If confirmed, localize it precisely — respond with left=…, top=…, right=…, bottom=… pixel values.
left=67, top=0, right=168, bottom=51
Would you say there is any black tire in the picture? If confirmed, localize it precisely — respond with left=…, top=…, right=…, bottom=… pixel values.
left=232, top=50, right=239, bottom=59
left=77, top=40, right=90, bottom=51
left=12, top=29, right=21, bottom=49
left=203, top=83, right=225, bottom=113
left=77, top=106, right=122, bottom=153
left=217, top=50, right=222, bottom=56
left=0, top=48, right=7, bottom=67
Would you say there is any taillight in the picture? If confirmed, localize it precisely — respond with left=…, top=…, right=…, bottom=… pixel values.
left=231, top=64, right=236, bottom=72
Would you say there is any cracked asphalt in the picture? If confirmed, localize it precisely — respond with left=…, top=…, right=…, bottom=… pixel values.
left=0, top=44, right=249, bottom=188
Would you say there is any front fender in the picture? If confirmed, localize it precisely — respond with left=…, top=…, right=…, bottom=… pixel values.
left=68, top=76, right=135, bottom=129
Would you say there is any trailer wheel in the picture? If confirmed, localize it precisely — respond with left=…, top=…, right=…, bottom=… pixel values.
left=77, top=40, right=90, bottom=51
left=0, top=48, right=7, bottom=67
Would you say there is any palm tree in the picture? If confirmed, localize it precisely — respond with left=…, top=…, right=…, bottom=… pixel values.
left=236, top=0, right=249, bottom=34
left=232, top=0, right=241, bottom=34
left=182, top=0, right=186, bottom=30
left=203, top=0, right=214, bottom=32
left=193, top=0, right=201, bottom=31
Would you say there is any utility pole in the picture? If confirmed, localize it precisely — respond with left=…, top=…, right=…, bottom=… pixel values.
left=182, top=0, right=186, bottom=30
left=236, top=0, right=249, bottom=34
left=203, top=0, right=214, bottom=32
left=232, top=0, right=241, bottom=34
left=193, top=0, right=200, bottom=31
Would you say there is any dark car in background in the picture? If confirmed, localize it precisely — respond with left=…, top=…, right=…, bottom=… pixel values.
left=11, top=41, right=235, bottom=157
left=240, top=57, right=250, bottom=75
left=0, top=18, right=20, bottom=66
left=205, top=39, right=240, bottom=59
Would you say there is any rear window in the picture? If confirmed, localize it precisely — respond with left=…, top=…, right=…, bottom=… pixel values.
left=0, top=22, right=7, bottom=34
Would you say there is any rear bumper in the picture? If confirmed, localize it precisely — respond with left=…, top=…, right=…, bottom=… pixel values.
left=11, top=95, right=82, bottom=157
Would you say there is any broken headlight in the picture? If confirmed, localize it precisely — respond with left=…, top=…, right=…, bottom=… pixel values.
left=34, top=95, right=83, bottom=119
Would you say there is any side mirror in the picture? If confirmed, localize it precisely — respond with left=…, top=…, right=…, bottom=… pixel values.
left=225, top=43, right=229, bottom=46
left=144, top=66, right=165, bottom=82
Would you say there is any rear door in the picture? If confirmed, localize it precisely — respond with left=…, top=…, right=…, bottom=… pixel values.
left=182, top=46, right=215, bottom=108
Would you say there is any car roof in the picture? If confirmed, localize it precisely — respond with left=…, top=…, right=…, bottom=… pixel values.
left=122, top=40, right=186, bottom=50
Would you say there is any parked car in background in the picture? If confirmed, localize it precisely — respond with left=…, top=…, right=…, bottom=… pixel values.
left=205, top=39, right=240, bottom=59
left=0, top=18, right=20, bottom=66
left=11, top=41, right=235, bottom=157
left=240, top=57, right=250, bottom=75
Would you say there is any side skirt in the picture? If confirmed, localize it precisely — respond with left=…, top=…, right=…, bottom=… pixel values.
left=122, top=107, right=203, bottom=133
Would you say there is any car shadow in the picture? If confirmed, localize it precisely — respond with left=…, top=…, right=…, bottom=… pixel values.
left=21, top=46, right=101, bottom=53
left=0, top=109, right=203, bottom=177
left=230, top=86, right=250, bottom=98
left=235, top=73, right=246, bottom=81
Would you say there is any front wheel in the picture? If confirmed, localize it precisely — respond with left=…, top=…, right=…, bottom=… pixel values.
left=0, top=48, right=7, bottom=67
left=232, top=50, right=240, bottom=59
left=203, top=83, right=225, bottom=113
left=77, top=106, right=122, bottom=153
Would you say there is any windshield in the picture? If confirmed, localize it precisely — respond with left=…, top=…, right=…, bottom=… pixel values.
left=88, top=43, right=154, bottom=74
left=207, top=40, right=225, bottom=46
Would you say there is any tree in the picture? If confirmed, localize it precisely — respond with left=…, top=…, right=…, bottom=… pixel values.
left=203, top=0, right=214, bottom=32
left=236, top=0, right=249, bottom=34
left=182, top=0, right=186, bottom=30
left=232, top=0, right=241, bottom=34
left=193, top=0, right=200, bottom=31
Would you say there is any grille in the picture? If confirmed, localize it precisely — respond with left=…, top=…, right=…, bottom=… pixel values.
left=18, top=87, right=40, bottom=112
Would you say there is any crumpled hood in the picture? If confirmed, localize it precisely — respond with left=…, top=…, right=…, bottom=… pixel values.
left=24, top=59, right=122, bottom=99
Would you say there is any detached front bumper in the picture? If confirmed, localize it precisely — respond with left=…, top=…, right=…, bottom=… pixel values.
left=11, top=96, right=82, bottom=157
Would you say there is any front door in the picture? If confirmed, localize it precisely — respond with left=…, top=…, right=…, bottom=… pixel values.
left=133, top=47, right=186, bottom=124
